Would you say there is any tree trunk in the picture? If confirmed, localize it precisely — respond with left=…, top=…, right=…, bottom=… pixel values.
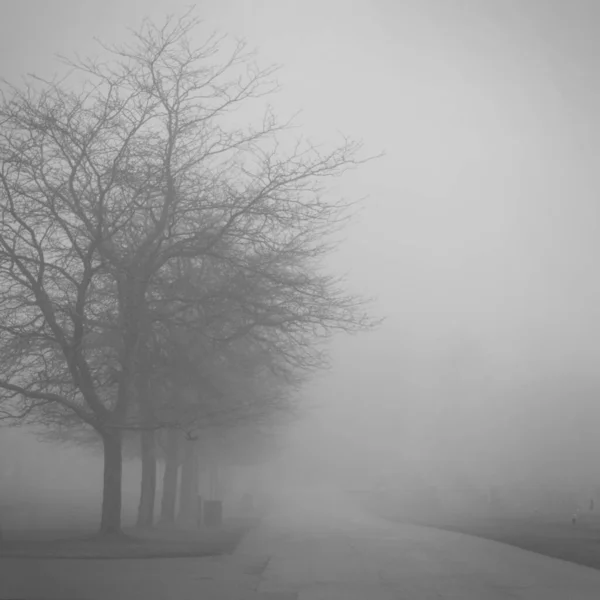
left=99, top=429, right=123, bottom=536
left=209, top=464, right=220, bottom=500
left=136, top=429, right=157, bottom=528
left=177, top=439, right=199, bottom=527
left=159, top=429, right=180, bottom=526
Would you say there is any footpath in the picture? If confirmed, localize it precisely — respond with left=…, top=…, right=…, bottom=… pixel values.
left=231, top=496, right=600, bottom=600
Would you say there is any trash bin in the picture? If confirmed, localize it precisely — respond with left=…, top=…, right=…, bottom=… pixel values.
left=203, top=500, right=223, bottom=527
left=240, top=493, right=254, bottom=515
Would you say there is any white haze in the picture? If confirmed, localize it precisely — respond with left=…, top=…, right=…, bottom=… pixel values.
left=2, top=0, right=600, bottom=523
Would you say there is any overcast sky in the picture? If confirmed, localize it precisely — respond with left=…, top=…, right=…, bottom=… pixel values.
left=3, top=0, right=600, bottom=493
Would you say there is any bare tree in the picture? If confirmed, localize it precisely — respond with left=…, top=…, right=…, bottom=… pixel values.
left=141, top=305, right=305, bottom=528
left=0, top=12, right=378, bottom=535
left=134, top=241, right=366, bottom=528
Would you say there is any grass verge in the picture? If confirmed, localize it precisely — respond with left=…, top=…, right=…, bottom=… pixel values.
left=413, top=514, right=600, bottom=571
left=368, top=501, right=600, bottom=572
left=0, top=517, right=259, bottom=559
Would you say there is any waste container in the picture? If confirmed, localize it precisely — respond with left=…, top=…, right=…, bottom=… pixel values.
left=203, top=500, right=223, bottom=527
left=240, top=493, right=254, bottom=515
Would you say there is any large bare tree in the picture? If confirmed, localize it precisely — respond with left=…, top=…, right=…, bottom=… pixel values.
left=0, top=13, right=378, bottom=535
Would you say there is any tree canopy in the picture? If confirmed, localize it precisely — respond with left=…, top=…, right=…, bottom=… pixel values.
left=0, top=12, right=379, bottom=534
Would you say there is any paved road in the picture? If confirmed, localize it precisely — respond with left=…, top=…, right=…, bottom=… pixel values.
left=3, top=489, right=600, bottom=598
left=235, top=488, right=600, bottom=599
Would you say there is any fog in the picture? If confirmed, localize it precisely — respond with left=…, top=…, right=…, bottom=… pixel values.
left=2, top=0, right=600, bottom=528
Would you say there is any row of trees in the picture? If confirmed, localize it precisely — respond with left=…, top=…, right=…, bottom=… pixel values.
left=0, top=13, right=378, bottom=535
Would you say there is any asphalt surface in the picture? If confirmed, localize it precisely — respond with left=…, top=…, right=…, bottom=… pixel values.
left=238, top=488, right=600, bottom=599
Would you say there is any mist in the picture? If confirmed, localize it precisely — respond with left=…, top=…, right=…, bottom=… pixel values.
left=2, top=0, right=600, bottom=532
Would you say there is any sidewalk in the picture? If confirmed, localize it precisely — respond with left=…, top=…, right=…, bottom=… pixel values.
left=230, top=498, right=600, bottom=600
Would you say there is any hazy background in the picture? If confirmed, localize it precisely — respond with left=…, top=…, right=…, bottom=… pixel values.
left=2, top=0, right=600, bottom=521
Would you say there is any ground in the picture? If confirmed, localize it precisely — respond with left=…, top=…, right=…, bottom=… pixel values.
left=407, top=512, right=600, bottom=572
left=0, top=518, right=254, bottom=559
left=240, top=489, right=600, bottom=598
left=364, top=496, right=600, bottom=572
left=3, top=491, right=600, bottom=598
